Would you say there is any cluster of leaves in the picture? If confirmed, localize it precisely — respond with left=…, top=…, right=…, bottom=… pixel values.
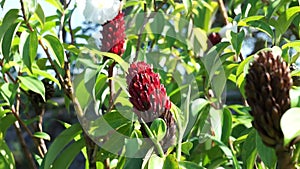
left=1, top=0, right=300, bottom=169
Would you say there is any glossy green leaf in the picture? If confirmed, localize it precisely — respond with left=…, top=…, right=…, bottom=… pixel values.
left=35, top=3, right=45, bottom=27
left=182, top=0, right=192, bottom=13
left=45, top=0, right=63, bottom=13
left=162, top=155, right=179, bottom=169
left=41, top=123, right=82, bottom=169
left=150, top=10, right=165, bottom=40
left=181, top=141, right=193, bottom=155
left=290, top=87, right=300, bottom=107
left=20, top=31, right=38, bottom=71
left=193, top=28, right=208, bottom=53
left=94, top=74, right=107, bottom=100
left=150, top=118, right=167, bottom=142
left=0, top=0, right=5, bottom=8
left=242, top=129, right=257, bottom=169
left=51, top=138, right=85, bottom=169
left=230, top=30, right=245, bottom=57
left=43, top=34, right=65, bottom=67
left=33, top=132, right=51, bottom=141
left=239, top=20, right=274, bottom=39
left=0, top=139, right=15, bottom=169
left=281, top=108, right=300, bottom=146
left=1, top=22, right=21, bottom=60
left=179, top=161, right=205, bottom=169
left=0, top=114, right=16, bottom=135
left=221, top=108, right=232, bottom=145
left=0, top=9, right=19, bottom=40
left=32, top=68, right=61, bottom=89
left=148, top=154, right=164, bottom=169
left=206, top=134, right=240, bottom=168
left=0, top=83, right=18, bottom=106
left=24, top=0, right=37, bottom=16
left=236, top=55, right=253, bottom=97
left=256, top=131, right=276, bottom=168
left=87, top=48, right=129, bottom=71
left=18, top=76, right=45, bottom=101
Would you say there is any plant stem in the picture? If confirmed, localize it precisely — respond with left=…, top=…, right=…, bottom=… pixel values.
left=276, top=145, right=296, bottom=169
left=108, top=62, right=116, bottom=108
left=217, top=0, right=229, bottom=25
left=141, top=119, right=165, bottom=157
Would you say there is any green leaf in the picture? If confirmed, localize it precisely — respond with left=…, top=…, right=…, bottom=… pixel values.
left=94, top=74, right=107, bottom=100
left=35, top=3, right=45, bottom=27
left=43, top=34, right=65, bottom=67
left=33, top=132, right=51, bottom=141
left=41, top=123, right=82, bottom=169
left=272, top=6, right=300, bottom=44
left=150, top=10, right=165, bottom=40
left=163, top=155, right=179, bottom=169
left=51, top=138, right=85, bottom=169
left=0, top=0, right=6, bottom=8
left=0, top=9, right=19, bottom=40
left=192, top=28, right=208, bottom=54
left=290, top=87, right=300, bottom=107
left=0, top=83, right=18, bottom=105
left=148, top=154, right=164, bottom=169
left=18, top=76, right=45, bottom=101
left=182, top=0, right=192, bottom=13
left=181, top=142, right=193, bottom=155
left=205, top=134, right=241, bottom=168
left=236, top=55, right=253, bottom=97
left=265, top=0, right=284, bottom=19
left=281, top=107, right=300, bottom=146
left=256, top=131, right=277, bottom=168
left=32, top=68, right=61, bottom=89
left=24, top=0, right=37, bottom=16
left=63, top=43, right=80, bottom=55
left=87, top=48, right=129, bottom=71
left=45, top=0, right=63, bottom=13
left=20, top=31, right=38, bottom=72
left=0, top=114, right=16, bottom=135
left=242, top=129, right=257, bottom=169
left=0, top=139, right=15, bottom=169
left=1, top=22, right=21, bottom=60
left=230, top=30, right=245, bottom=57
left=150, top=118, right=167, bottom=142
left=179, top=161, right=205, bottom=169
left=238, top=19, right=274, bottom=39
left=221, top=107, right=232, bottom=145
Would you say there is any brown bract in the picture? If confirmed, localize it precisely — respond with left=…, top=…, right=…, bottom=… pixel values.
left=245, top=51, right=293, bottom=147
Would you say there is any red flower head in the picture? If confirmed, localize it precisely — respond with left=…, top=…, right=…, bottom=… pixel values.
left=100, top=12, right=126, bottom=56
left=126, top=62, right=171, bottom=123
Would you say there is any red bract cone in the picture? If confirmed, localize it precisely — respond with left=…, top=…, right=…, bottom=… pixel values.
left=245, top=50, right=295, bottom=168
left=100, top=12, right=125, bottom=56
left=126, top=62, right=171, bottom=122
left=126, top=61, right=176, bottom=151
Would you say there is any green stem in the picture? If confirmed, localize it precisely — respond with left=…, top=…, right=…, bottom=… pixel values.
left=176, top=134, right=182, bottom=161
left=140, top=119, right=165, bottom=157
left=292, top=142, right=300, bottom=164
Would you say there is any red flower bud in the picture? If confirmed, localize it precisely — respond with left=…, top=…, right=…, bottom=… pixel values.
left=100, top=12, right=126, bottom=56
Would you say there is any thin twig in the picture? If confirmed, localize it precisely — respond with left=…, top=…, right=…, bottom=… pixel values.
left=13, top=123, right=37, bottom=169
left=108, top=62, right=116, bottom=108
left=19, top=0, right=34, bottom=31
left=217, top=0, right=229, bottom=25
